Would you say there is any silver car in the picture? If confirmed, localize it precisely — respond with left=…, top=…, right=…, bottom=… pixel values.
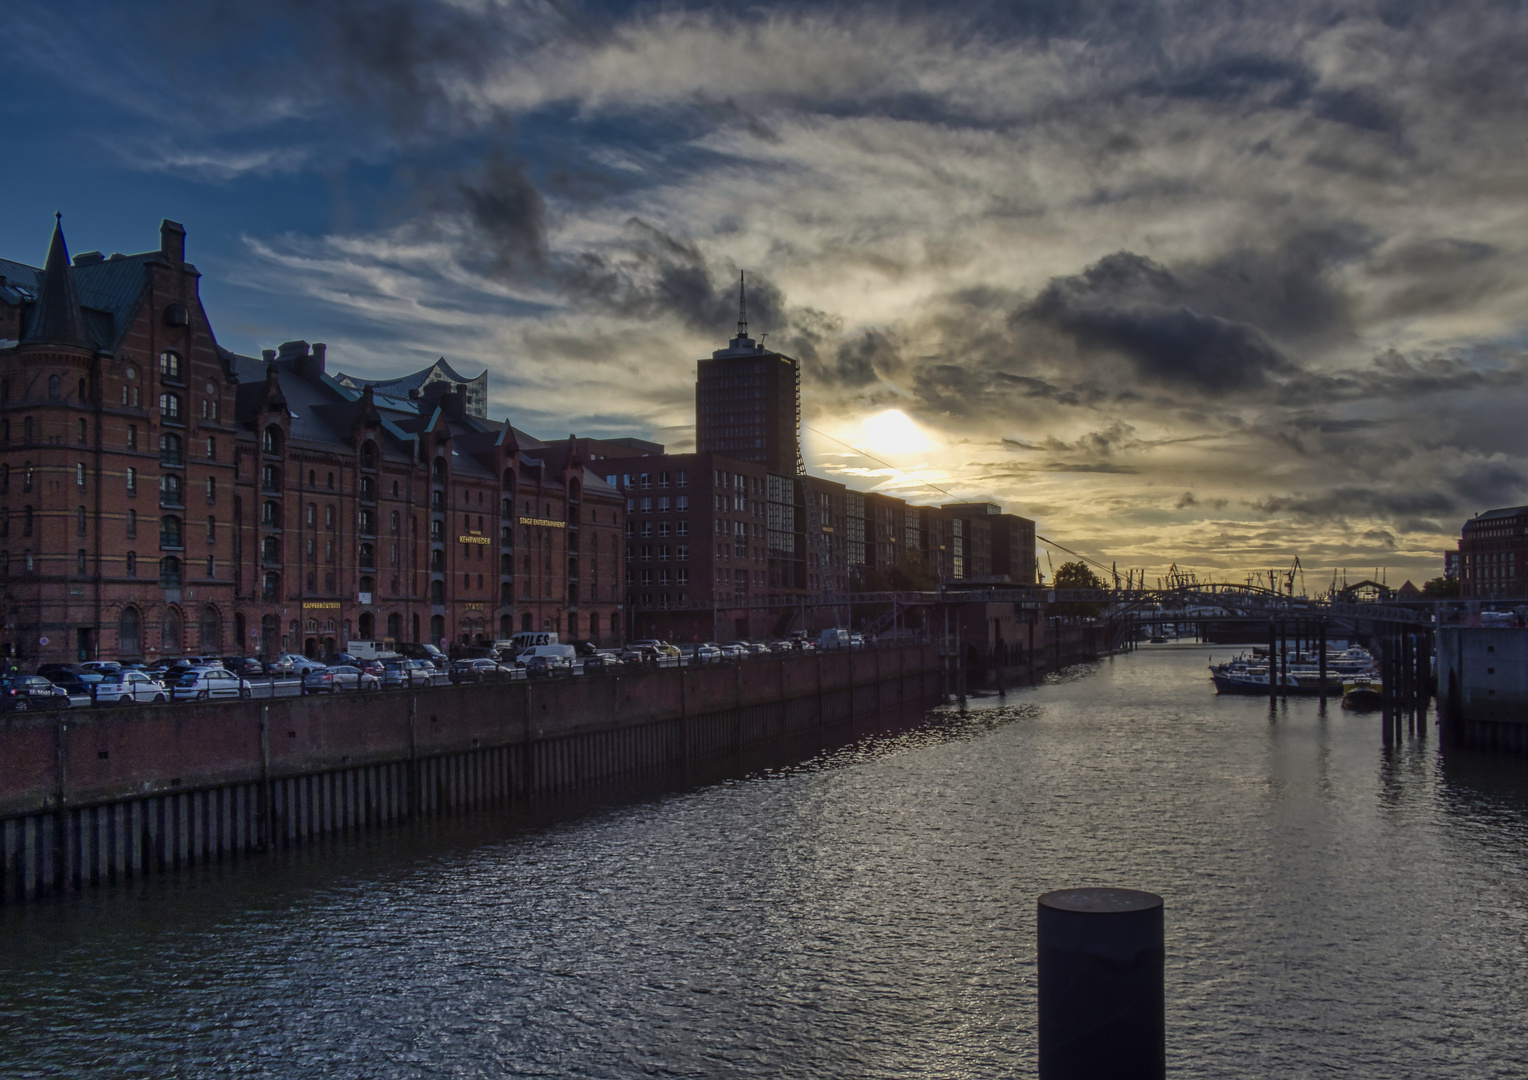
left=97, top=670, right=169, bottom=705
left=302, top=664, right=380, bottom=694
left=170, top=667, right=253, bottom=701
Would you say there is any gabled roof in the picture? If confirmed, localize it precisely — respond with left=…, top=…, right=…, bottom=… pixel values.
left=334, top=356, right=485, bottom=394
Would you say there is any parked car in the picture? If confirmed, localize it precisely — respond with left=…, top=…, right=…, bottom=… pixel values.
left=95, top=670, right=169, bottom=705
left=47, top=670, right=108, bottom=699
left=357, top=659, right=386, bottom=680
left=630, top=639, right=679, bottom=659
left=79, top=660, right=124, bottom=676
left=268, top=653, right=326, bottom=677
left=170, top=667, right=253, bottom=701
left=219, top=656, right=266, bottom=677
left=1, top=674, right=70, bottom=710
left=451, top=657, right=514, bottom=683
left=523, top=653, right=572, bottom=679
left=36, top=663, right=85, bottom=682
left=620, top=645, right=661, bottom=664
left=718, top=642, right=749, bottom=660
left=378, top=657, right=445, bottom=689
left=581, top=652, right=623, bottom=674
left=397, top=642, right=449, bottom=669
left=303, top=665, right=380, bottom=694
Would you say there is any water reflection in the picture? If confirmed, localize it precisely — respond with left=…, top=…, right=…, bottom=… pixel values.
left=2, top=644, right=1526, bottom=1079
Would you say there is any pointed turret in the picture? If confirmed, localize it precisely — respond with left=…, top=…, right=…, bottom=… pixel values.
left=21, top=213, right=92, bottom=349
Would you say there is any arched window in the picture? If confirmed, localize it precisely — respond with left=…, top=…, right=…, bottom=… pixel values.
left=429, top=579, right=445, bottom=605
left=162, top=607, right=183, bottom=653
left=358, top=612, right=374, bottom=638
left=262, top=571, right=280, bottom=601
left=430, top=549, right=445, bottom=572
left=199, top=606, right=221, bottom=650
left=77, top=418, right=87, bottom=444
left=359, top=477, right=375, bottom=502
left=125, top=550, right=137, bottom=576
left=160, top=515, right=183, bottom=547
left=126, top=509, right=136, bottom=538
left=261, top=464, right=281, bottom=491
left=159, top=556, right=183, bottom=588
left=262, top=501, right=280, bottom=526
left=160, top=432, right=182, bottom=465
left=262, top=535, right=281, bottom=563
left=77, top=506, right=86, bottom=536
left=359, top=543, right=375, bottom=568
left=307, top=503, right=317, bottom=526
left=360, top=442, right=377, bottom=469
left=119, top=607, right=141, bottom=655
left=159, top=473, right=183, bottom=506
left=263, top=425, right=281, bottom=454
left=159, top=392, right=182, bottom=420
left=159, top=351, right=181, bottom=380
left=47, top=375, right=61, bottom=401
left=390, top=511, right=400, bottom=534
left=386, top=612, right=402, bottom=639
left=325, top=505, right=334, bottom=528
left=430, top=613, right=444, bottom=643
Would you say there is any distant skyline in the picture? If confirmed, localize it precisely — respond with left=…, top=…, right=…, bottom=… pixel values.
left=6, top=0, right=1527, bottom=587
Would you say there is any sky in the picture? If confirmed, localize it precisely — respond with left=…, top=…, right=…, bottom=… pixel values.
left=4, top=0, right=1527, bottom=589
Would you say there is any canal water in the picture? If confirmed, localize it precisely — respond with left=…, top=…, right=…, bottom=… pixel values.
left=3, top=643, right=1526, bottom=1078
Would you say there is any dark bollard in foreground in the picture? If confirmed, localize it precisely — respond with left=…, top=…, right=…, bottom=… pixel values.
left=1038, top=887, right=1164, bottom=1080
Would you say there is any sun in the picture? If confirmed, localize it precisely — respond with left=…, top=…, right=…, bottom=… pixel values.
left=858, top=409, right=932, bottom=455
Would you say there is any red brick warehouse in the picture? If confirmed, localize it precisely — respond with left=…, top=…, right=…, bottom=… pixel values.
left=0, top=216, right=625, bottom=666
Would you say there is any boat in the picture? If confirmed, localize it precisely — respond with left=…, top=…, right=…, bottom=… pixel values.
left=1341, top=679, right=1383, bottom=711
left=1210, top=646, right=1374, bottom=697
left=1149, top=635, right=1167, bottom=644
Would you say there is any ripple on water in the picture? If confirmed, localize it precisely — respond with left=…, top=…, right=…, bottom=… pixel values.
left=3, top=645, right=1527, bottom=1078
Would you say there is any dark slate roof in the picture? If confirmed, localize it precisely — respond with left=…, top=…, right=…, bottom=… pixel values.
left=1470, top=506, right=1528, bottom=523
left=5, top=225, right=162, bottom=353
left=334, top=356, right=485, bottom=394
left=20, top=216, right=93, bottom=349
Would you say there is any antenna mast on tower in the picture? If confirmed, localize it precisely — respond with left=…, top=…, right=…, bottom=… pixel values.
left=738, top=270, right=748, bottom=339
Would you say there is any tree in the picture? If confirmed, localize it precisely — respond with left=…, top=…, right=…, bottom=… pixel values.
left=1052, top=560, right=1105, bottom=590
left=1421, top=576, right=1460, bottom=598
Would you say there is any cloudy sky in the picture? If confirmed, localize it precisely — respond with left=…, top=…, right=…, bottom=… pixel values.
left=5, top=0, right=1527, bottom=587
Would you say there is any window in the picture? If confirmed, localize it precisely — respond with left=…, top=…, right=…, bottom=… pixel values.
left=126, top=467, right=137, bottom=495
left=677, top=521, right=688, bottom=537
left=159, top=351, right=181, bottom=380
left=205, top=436, right=216, bottom=460
left=159, top=556, right=183, bottom=588
left=658, top=471, right=669, bottom=488
left=21, top=506, right=31, bottom=538
left=76, top=462, right=86, bottom=489
left=126, top=509, right=136, bottom=539
left=307, top=503, right=317, bottom=527
left=78, top=418, right=87, bottom=445
left=677, top=568, right=689, bottom=585
left=23, top=418, right=33, bottom=444
left=76, top=506, right=86, bottom=537
left=125, top=551, right=137, bottom=577
left=206, top=516, right=216, bottom=543
left=77, top=549, right=86, bottom=574
left=160, top=433, right=182, bottom=465
left=119, top=607, right=141, bottom=653
left=263, top=426, right=281, bottom=454
left=677, top=544, right=689, bottom=561
left=48, top=375, right=61, bottom=401
left=22, top=463, right=31, bottom=493
left=128, top=425, right=138, bottom=450
left=261, top=501, right=279, bottom=527
left=325, top=505, right=335, bottom=528
left=261, top=464, right=281, bottom=492
left=159, top=392, right=182, bottom=420
left=206, top=476, right=216, bottom=502
left=262, top=536, right=281, bottom=563
left=160, top=515, right=183, bottom=548
left=160, top=473, right=183, bottom=507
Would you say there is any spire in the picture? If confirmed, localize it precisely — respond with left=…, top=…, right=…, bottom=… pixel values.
left=21, top=213, right=92, bottom=349
left=737, top=270, right=747, bottom=339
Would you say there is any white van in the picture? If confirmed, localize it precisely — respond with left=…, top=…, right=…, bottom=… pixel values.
left=347, top=640, right=401, bottom=661
left=515, top=644, right=576, bottom=673
left=817, top=628, right=851, bottom=650
left=507, top=632, right=559, bottom=654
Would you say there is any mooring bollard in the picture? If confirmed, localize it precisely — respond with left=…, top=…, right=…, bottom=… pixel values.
left=1038, top=887, right=1164, bottom=1080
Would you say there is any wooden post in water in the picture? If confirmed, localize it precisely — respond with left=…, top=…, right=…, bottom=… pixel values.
left=1380, top=634, right=1393, bottom=745
left=1318, top=621, right=1328, bottom=706
left=1268, top=620, right=1278, bottom=703
left=1417, top=629, right=1431, bottom=737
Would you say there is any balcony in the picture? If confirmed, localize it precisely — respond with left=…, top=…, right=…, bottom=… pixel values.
left=158, top=494, right=185, bottom=510
left=159, top=452, right=183, bottom=468
left=159, top=536, right=184, bottom=551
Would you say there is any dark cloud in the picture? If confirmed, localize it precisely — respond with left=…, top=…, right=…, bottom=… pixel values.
left=454, top=155, right=549, bottom=278
left=1021, top=252, right=1292, bottom=395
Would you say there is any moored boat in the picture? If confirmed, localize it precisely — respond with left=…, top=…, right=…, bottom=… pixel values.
left=1341, top=679, right=1383, bottom=711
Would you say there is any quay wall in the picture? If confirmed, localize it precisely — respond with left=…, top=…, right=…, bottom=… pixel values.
left=1437, top=626, right=1528, bottom=753
left=0, top=645, right=941, bottom=902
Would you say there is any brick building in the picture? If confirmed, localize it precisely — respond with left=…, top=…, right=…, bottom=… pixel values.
left=1457, top=506, right=1528, bottom=599
left=0, top=217, right=623, bottom=666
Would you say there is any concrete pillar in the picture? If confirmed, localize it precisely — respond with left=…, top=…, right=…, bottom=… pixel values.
left=1038, top=887, right=1165, bottom=1080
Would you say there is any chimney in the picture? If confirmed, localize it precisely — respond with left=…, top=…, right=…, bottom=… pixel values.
left=309, top=342, right=327, bottom=375
left=261, top=349, right=276, bottom=362
left=160, top=219, right=186, bottom=264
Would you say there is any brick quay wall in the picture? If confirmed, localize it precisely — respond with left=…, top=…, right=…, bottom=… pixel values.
left=0, top=645, right=942, bottom=902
